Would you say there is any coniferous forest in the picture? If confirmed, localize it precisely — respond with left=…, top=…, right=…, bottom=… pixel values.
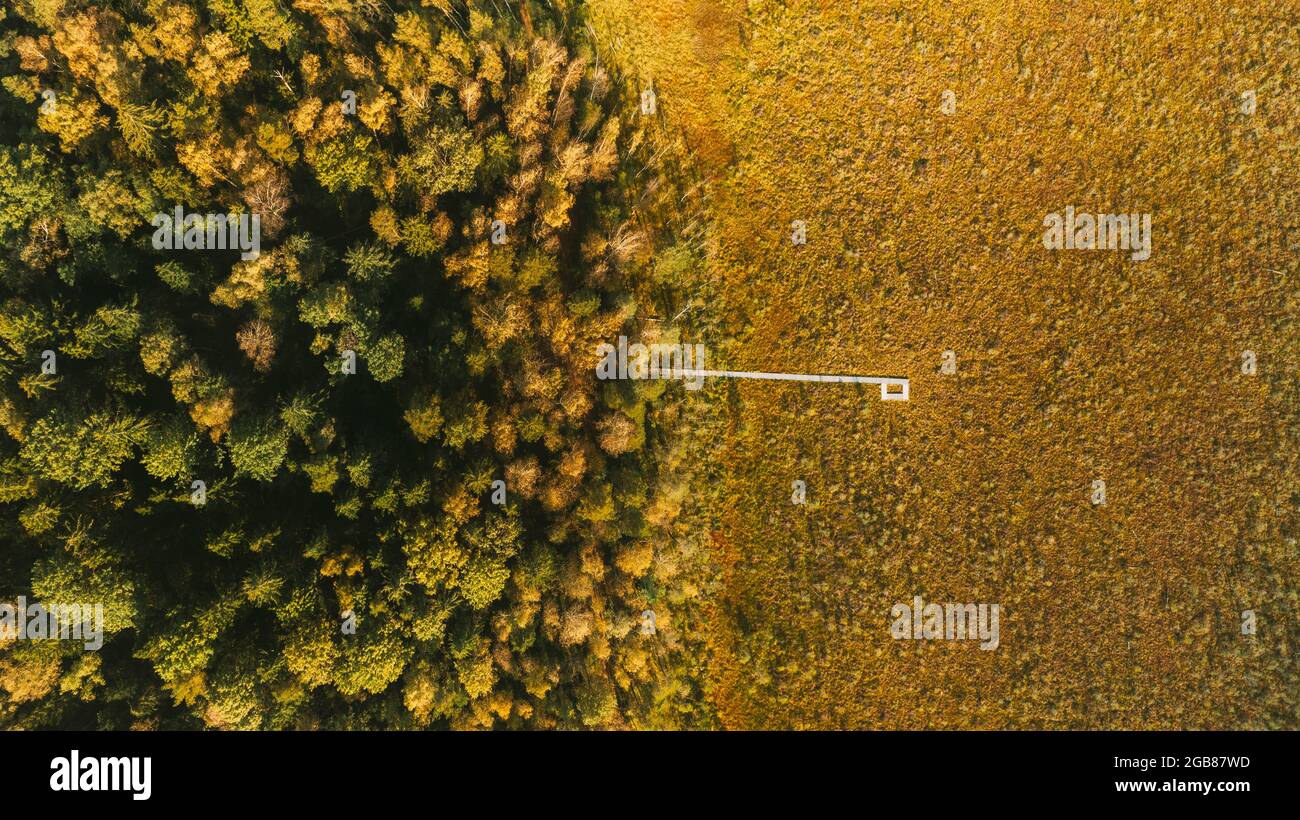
left=0, top=0, right=713, bottom=729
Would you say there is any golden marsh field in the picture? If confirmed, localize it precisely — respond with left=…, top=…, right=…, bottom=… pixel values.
left=592, top=0, right=1300, bottom=728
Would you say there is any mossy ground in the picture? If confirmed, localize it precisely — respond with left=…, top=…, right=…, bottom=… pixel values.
left=592, top=0, right=1300, bottom=728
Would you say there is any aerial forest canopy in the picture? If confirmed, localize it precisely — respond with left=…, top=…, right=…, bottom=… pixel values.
left=0, top=0, right=710, bottom=729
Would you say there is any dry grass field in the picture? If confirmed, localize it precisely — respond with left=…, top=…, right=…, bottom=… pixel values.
left=590, top=0, right=1300, bottom=728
